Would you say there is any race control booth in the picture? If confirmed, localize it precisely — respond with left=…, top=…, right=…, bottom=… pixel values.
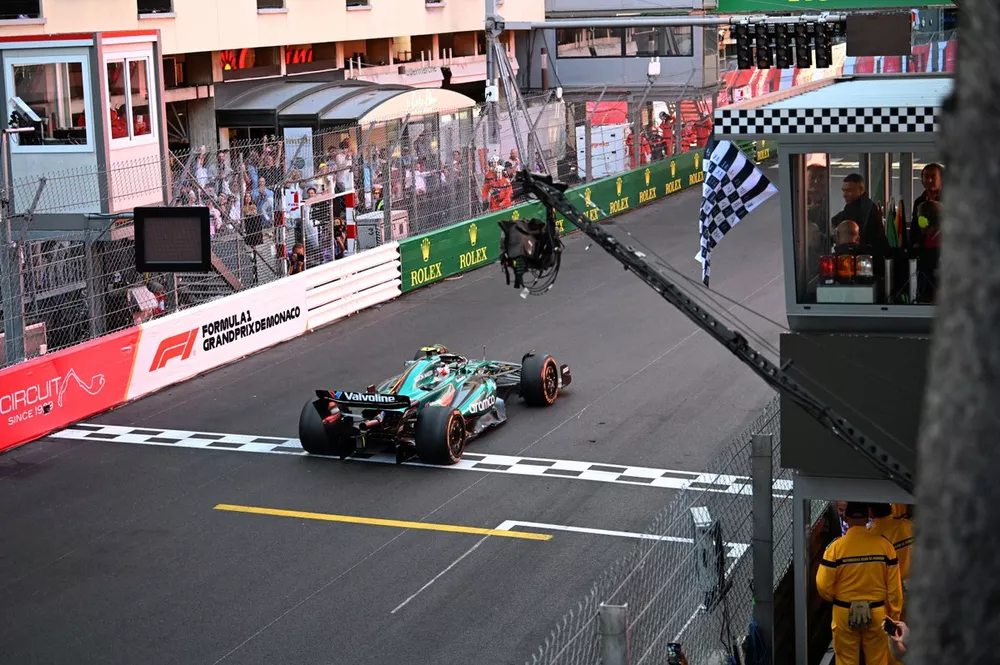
left=712, top=72, right=951, bottom=664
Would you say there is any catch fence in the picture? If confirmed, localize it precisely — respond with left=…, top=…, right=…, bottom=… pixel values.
left=1, top=89, right=717, bottom=367
left=524, top=397, right=830, bottom=665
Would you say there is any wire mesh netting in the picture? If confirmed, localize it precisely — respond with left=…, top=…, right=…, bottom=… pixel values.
left=1, top=90, right=717, bottom=368
left=523, top=397, right=830, bottom=665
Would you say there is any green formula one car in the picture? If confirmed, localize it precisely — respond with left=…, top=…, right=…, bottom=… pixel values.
left=298, top=344, right=572, bottom=464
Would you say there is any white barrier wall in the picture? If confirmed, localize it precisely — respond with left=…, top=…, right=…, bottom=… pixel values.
left=125, top=244, right=403, bottom=401
left=303, top=242, right=401, bottom=331
left=127, top=275, right=309, bottom=400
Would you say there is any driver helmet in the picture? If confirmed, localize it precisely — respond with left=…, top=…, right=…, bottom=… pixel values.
left=437, top=364, right=450, bottom=377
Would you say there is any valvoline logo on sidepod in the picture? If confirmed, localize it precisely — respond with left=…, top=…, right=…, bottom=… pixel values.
left=148, top=306, right=302, bottom=373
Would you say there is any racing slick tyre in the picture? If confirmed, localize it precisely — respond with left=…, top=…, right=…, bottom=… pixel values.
left=521, top=354, right=560, bottom=407
left=298, top=399, right=356, bottom=458
left=415, top=406, right=467, bottom=465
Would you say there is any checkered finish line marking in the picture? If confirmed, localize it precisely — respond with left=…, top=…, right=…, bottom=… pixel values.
left=50, top=423, right=792, bottom=496
left=714, top=106, right=939, bottom=136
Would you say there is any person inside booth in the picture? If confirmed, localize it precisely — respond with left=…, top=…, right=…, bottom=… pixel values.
left=832, top=174, right=888, bottom=253
left=909, top=199, right=942, bottom=303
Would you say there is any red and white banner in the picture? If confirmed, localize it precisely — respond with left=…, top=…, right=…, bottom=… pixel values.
left=0, top=328, right=140, bottom=452
left=127, top=277, right=308, bottom=400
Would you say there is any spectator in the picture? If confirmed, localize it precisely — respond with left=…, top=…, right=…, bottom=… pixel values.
left=253, top=176, right=275, bottom=228
left=646, top=122, right=664, bottom=161
left=242, top=197, right=262, bottom=247
left=288, top=242, right=305, bottom=275
left=505, top=160, right=524, bottom=203
left=336, top=139, right=354, bottom=191
left=333, top=219, right=347, bottom=259
left=508, top=148, right=521, bottom=171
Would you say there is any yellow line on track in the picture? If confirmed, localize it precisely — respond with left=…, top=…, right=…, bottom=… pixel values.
left=213, top=504, right=552, bottom=541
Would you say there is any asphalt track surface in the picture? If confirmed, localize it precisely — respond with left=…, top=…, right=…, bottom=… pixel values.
left=1, top=164, right=788, bottom=665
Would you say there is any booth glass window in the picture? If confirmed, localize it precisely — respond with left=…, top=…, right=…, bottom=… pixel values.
left=792, top=151, right=944, bottom=307
left=624, top=27, right=693, bottom=57
left=106, top=56, right=155, bottom=143
left=705, top=27, right=721, bottom=57
left=555, top=28, right=626, bottom=58
left=6, top=57, right=91, bottom=151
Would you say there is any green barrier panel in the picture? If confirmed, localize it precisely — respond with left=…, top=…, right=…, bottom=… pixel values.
left=400, top=150, right=706, bottom=293
left=735, top=138, right=780, bottom=164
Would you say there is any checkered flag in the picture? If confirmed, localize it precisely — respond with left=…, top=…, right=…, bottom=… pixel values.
left=696, top=140, right=778, bottom=286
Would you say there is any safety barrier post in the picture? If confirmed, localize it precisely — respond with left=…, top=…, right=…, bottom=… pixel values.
left=598, top=603, right=630, bottom=665
left=752, top=433, right=775, bottom=664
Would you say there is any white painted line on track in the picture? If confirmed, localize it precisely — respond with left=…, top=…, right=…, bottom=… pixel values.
left=391, top=535, right=490, bottom=614
left=494, top=520, right=750, bottom=559
left=51, top=422, right=793, bottom=496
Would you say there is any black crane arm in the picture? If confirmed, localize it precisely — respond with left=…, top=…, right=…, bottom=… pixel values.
left=514, top=170, right=916, bottom=495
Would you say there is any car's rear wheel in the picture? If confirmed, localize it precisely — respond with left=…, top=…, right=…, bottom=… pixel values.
left=521, top=354, right=560, bottom=407
left=298, top=399, right=356, bottom=458
left=415, top=406, right=466, bottom=464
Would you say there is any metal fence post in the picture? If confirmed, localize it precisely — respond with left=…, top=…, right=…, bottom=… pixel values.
left=598, top=603, right=629, bottom=665
left=584, top=114, right=593, bottom=183
left=752, top=433, right=775, bottom=664
left=793, top=489, right=809, bottom=665
left=1, top=130, right=26, bottom=365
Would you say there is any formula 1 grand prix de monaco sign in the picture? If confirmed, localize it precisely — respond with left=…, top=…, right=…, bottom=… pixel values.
left=715, top=0, right=954, bottom=10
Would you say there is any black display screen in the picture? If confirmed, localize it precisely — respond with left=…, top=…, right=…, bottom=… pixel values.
left=134, top=206, right=212, bottom=273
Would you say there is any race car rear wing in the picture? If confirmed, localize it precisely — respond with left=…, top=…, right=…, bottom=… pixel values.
left=317, top=390, right=412, bottom=410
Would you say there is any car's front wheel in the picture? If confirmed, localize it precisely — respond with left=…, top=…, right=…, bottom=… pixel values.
left=520, top=354, right=561, bottom=406
left=414, top=406, right=466, bottom=464
left=298, top=399, right=356, bottom=458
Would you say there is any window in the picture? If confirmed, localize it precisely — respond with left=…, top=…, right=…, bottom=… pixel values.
left=257, top=0, right=284, bottom=9
left=555, top=28, right=625, bottom=59
left=704, top=26, right=721, bottom=57
left=138, top=0, right=173, bottom=14
left=5, top=57, right=91, bottom=151
left=0, top=0, right=40, bottom=20
left=347, top=0, right=371, bottom=7
left=791, top=151, right=944, bottom=307
left=106, top=56, right=155, bottom=143
left=624, top=27, right=693, bottom=57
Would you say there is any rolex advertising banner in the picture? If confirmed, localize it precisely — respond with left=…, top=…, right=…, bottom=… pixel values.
left=398, top=143, right=773, bottom=292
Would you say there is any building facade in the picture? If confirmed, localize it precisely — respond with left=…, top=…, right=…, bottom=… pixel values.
left=516, top=0, right=722, bottom=173
left=0, top=0, right=544, bottom=150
